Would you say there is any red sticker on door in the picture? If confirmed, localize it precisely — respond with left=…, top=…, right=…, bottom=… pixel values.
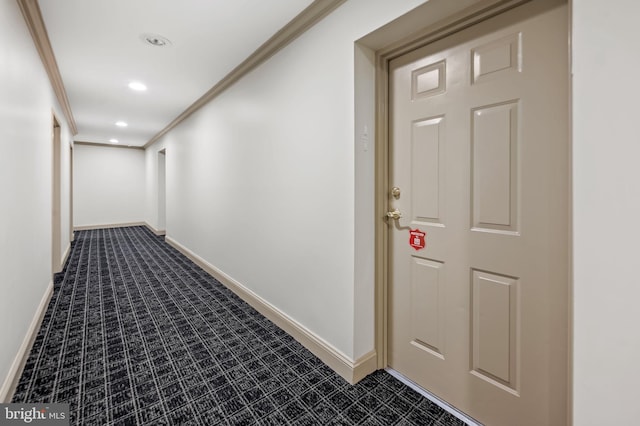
left=409, top=229, right=426, bottom=250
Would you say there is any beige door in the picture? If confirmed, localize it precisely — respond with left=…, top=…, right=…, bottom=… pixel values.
left=387, top=1, right=568, bottom=425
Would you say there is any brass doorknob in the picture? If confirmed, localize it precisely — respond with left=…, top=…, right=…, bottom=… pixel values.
left=386, top=209, right=402, bottom=220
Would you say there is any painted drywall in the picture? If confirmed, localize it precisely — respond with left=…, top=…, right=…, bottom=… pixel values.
left=141, top=5, right=640, bottom=421
left=572, top=0, right=640, bottom=423
left=145, top=0, right=429, bottom=360
left=0, top=0, right=73, bottom=399
left=74, top=145, right=145, bottom=227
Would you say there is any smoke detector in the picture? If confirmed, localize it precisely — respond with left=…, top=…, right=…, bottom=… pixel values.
left=140, top=33, right=172, bottom=47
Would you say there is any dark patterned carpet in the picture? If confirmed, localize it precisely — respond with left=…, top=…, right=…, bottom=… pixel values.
left=12, top=226, right=466, bottom=425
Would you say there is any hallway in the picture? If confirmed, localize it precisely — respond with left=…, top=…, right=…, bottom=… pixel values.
left=12, top=227, right=463, bottom=425
left=3, top=1, right=640, bottom=424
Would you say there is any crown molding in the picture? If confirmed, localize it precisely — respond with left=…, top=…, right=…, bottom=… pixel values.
left=75, top=141, right=144, bottom=151
left=143, top=0, right=346, bottom=148
left=17, top=0, right=78, bottom=135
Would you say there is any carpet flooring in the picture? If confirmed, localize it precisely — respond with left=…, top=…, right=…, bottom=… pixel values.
left=12, top=226, right=466, bottom=425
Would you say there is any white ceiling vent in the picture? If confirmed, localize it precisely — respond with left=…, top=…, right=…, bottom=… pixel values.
left=140, top=33, right=172, bottom=47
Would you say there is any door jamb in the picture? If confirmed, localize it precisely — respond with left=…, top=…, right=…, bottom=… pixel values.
left=51, top=113, right=62, bottom=274
left=157, top=149, right=167, bottom=234
left=69, top=144, right=74, bottom=242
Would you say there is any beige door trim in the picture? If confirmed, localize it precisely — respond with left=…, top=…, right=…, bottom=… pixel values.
left=51, top=113, right=62, bottom=274
left=69, top=145, right=74, bottom=242
left=372, top=0, right=572, bottom=422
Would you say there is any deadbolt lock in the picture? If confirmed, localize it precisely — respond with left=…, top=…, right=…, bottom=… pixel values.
left=391, top=186, right=401, bottom=199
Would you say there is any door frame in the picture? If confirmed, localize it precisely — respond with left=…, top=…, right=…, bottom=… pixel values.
left=370, top=0, right=573, bottom=422
left=69, top=144, right=74, bottom=242
left=51, top=112, right=62, bottom=274
left=157, top=148, right=167, bottom=233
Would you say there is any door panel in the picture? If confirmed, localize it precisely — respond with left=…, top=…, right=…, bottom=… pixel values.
left=411, top=116, right=445, bottom=224
left=387, top=1, right=568, bottom=425
left=410, top=257, right=445, bottom=359
left=472, top=101, right=518, bottom=232
left=471, top=269, right=518, bottom=392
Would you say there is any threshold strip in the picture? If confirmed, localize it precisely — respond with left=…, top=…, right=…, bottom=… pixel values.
left=385, top=368, right=482, bottom=426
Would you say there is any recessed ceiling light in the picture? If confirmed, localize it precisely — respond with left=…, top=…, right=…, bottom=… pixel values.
left=115, top=121, right=128, bottom=127
left=140, top=33, right=172, bottom=48
left=128, top=81, right=147, bottom=91
left=109, top=139, right=119, bottom=144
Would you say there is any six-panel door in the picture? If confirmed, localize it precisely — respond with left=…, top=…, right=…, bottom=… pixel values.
left=388, top=1, right=569, bottom=424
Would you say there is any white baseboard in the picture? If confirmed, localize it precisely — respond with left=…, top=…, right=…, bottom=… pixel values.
left=143, top=222, right=166, bottom=236
left=74, top=221, right=147, bottom=231
left=0, top=281, right=54, bottom=402
left=165, top=236, right=377, bottom=384
left=351, top=350, right=378, bottom=383
left=59, top=242, right=70, bottom=271
left=74, top=222, right=166, bottom=237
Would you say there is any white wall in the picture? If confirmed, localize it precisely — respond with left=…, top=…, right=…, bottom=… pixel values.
left=145, top=0, right=428, bottom=360
left=0, top=0, right=73, bottom=400
left=142, top=1, right=640, bottom=422
left=572, top=0, right=640, bottom=423
left=74, top=144, right=145, bottom=227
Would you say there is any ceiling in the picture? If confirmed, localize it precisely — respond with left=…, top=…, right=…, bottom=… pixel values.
left=37, top=0, right=315, bottom=147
